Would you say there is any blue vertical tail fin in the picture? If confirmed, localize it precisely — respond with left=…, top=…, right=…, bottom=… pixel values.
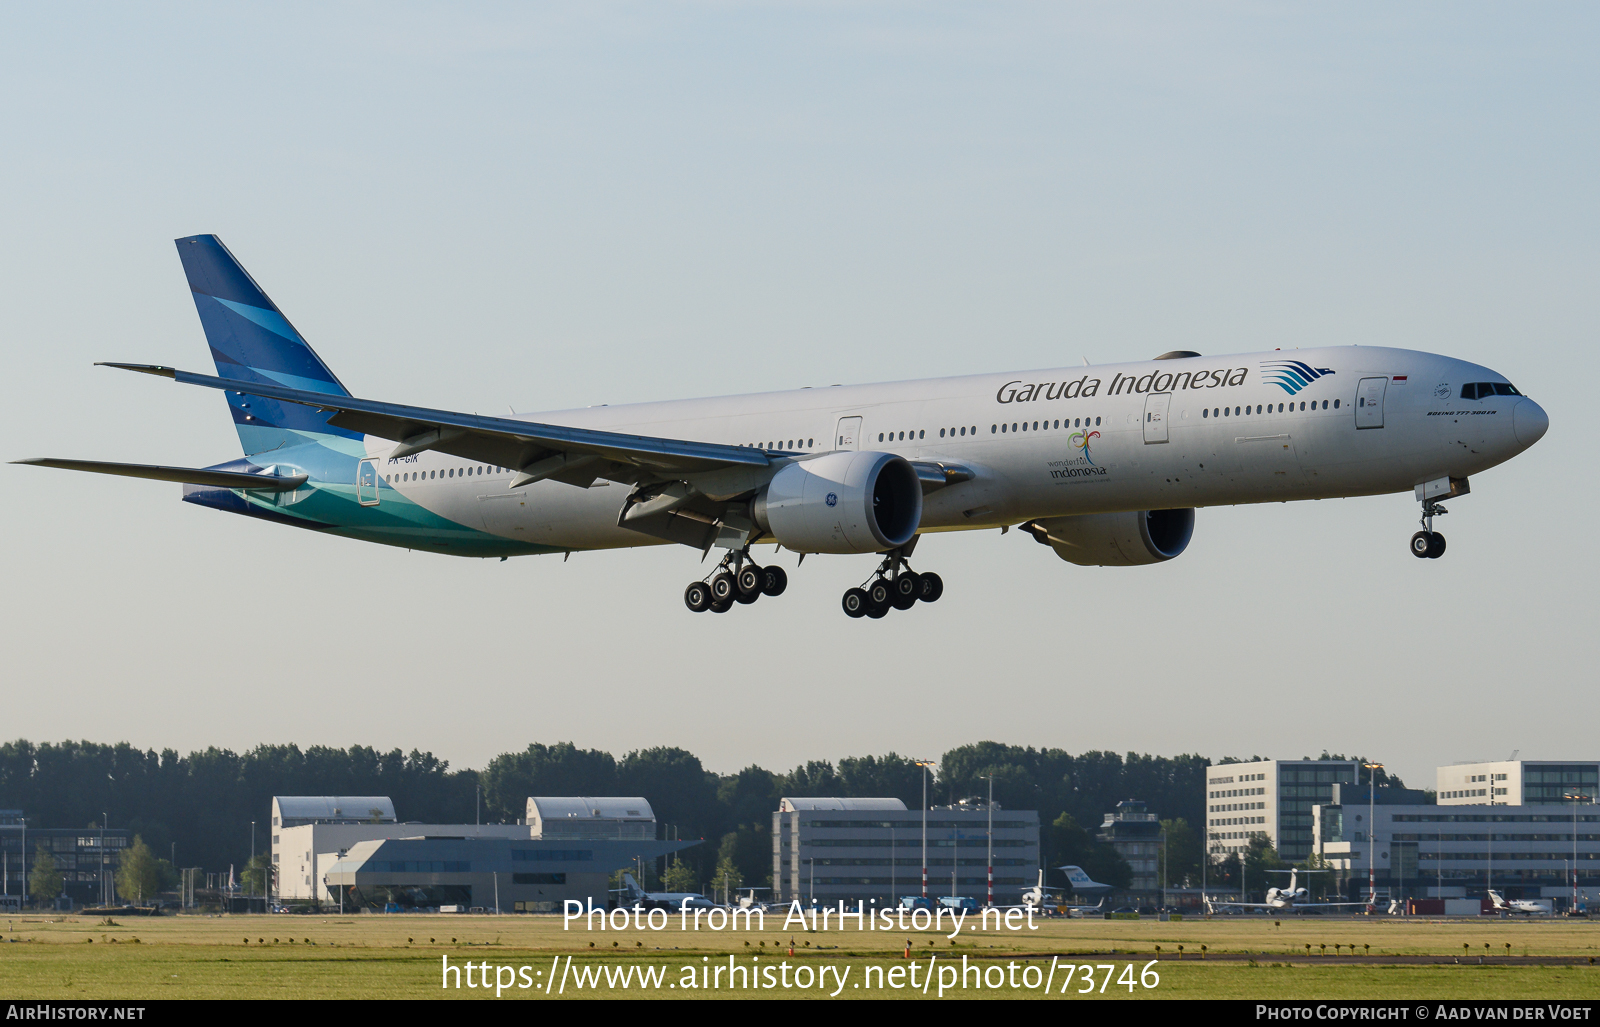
left=175, top=235, right=359, bottom=456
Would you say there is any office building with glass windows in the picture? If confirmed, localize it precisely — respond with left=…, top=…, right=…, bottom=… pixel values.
left=1205, top=760, right=1360, bottom=863
left=1435, top=761, right=1599, bottom=806
left=0, top=811, right=131, bottom=908
left=773, top=797, right=1039, bottom=906
left=1314, top=799, right=1600, bottom=906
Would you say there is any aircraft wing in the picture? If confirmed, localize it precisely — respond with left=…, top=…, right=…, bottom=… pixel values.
left=1206, top=901, right=1278, bottom=910
left=1291, top=901, right=1376, bottom=909
left=101, top=363, right=779, bottom=489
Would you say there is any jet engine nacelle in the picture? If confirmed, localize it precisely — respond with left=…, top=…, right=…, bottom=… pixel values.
left=753, top=450, right=922, bottom=554
left=1024, top=508, right=1195, bottom=566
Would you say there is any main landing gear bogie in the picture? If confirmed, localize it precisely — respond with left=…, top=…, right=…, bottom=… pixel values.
left=841, top=551, right=943, bottom=620
left=683, top=545, right=939, bottom=618
left=1410, top=498, right=1448, bottom=560
left=683, top=551, right=788, bottom=614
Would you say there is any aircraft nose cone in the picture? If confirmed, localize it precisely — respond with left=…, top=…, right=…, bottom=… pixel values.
left=1513, top=398, right=1549, bottom=447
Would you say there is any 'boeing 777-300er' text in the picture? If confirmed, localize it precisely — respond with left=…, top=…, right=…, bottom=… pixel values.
left=16, top=236, right=1550, bottom=616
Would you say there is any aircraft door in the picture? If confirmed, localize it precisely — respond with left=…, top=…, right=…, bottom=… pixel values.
left=835, top=416, right=862, bottom=451
left=1142, top=393, right=1171, bottom=444
left=356, top=459, right=380, bottom=506
left=1355, top=378, right=1387, bottom=429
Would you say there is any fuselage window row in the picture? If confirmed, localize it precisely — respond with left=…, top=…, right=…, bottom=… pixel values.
left=740, top=439, right=815, bottom=450
left=991, top=416, right=1103, bottom=434
left=1201, top=399, right=1340, bottom=418
left=385, top=465, right=507, bottom=484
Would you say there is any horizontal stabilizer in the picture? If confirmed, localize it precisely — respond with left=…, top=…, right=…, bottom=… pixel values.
left=13, top=457, right=308, bottom=492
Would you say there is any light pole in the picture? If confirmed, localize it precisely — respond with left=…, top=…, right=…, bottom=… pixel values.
left=889, top=824, right=896, bottom=902
left=1486, top=776, right=1494, bottom=905
left=1566, top=791, right=1591, bottom=912
left=1160, top=824, right=1167, bottom=912
left=983, top=774, right=994, bottom=908
left=1363, top=763, right=1382, bottom=909
left=914, top=760, right=935, bottom=900
left=3, top=815, right=24, bottom=908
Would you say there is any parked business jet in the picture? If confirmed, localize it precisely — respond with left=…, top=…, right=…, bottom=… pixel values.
left=1488, top=889, right=1553, bottom=916
left=1014, top=868, right=1107, bottom=913
left=16, top=237, right=1549, bottom=615
left=614, top=872, right=716, bottom=911
left=1205, top=869, right=1370, bottom=914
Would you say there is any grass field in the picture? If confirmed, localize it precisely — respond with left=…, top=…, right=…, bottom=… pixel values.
left=2, top=912, right=1599, bottom=1000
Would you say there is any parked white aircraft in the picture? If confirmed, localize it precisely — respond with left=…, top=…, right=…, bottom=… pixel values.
left=16, top=237, right=1550, bottom=614
left=1010, top=869, right=1110, bottom=915
left=1009, top=868, right=1059, bottom=910
left=1488, top=889, right=1553, bottom=916
left=999, top=869, right=1103, bottom=914
left=1206, top=869, right=1371, bottom=914
left=614, top=872, right=716, bottom=910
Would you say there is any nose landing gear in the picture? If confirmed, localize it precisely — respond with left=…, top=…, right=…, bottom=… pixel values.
left=683, top=548, right=788, bottom=613
left=1410, top=499, right=1448, bottom=559
left=841, top=549, right=943, bottom=619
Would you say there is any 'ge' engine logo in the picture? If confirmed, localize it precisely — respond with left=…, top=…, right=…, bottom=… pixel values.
left=825, top=493, right=838, bottom=507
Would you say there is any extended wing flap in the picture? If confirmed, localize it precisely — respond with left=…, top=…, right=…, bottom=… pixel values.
left=13, top=457, right=307, bottom=492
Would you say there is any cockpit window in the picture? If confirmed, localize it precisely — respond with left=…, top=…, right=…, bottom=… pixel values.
left=1460, top=382, right=1521, bottom=400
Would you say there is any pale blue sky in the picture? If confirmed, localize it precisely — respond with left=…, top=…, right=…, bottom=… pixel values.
left=2, top=3, right=1594, bottom=785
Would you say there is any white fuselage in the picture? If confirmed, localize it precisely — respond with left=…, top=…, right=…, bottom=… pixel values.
left=368, top=345, right=1545, bottom=552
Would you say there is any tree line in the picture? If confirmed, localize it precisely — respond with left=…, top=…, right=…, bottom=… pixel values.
left=0, top=738, right=1235, bottom=894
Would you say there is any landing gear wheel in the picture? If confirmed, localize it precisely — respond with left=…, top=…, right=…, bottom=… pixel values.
left=709, top=597, right=733, bottom=613
left=842, top=588, right=868, bottom=618
left=867, top=579, right=893, bottom=609
left=684, top=581, right=712, bottom=613
left=1409, top=532, right=1433, bottom=559
left=865, top=604, right=889, bottom=619
left=761, top=566, right=789, bottom=597
left=1427, top=532, right=1446, bottom=558
left=891, top=575, right=919, bottom=611
left=918, top=571, right=944, bottom=603
left=736, top=565, right=764, bottom=595
left=735, top=587, right=760, bottom=605
left=710, top=572, right=737, bottom=603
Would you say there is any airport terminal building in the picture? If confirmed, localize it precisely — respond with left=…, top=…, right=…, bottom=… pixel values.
left=773, top=797, right=1039, bottom=906
left=1314, top=798, right=1600, bottom=906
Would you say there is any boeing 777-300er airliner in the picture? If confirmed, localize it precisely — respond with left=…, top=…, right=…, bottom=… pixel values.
left=16, top=236, right=1550, bottom=616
